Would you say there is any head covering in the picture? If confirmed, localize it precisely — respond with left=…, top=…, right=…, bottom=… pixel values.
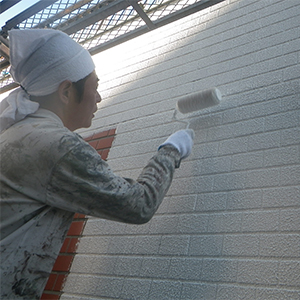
left=0, top=29, right=95, bottom=132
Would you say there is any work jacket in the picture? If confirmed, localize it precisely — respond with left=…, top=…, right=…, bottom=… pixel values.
left=0, top=108, right=180, bottom=299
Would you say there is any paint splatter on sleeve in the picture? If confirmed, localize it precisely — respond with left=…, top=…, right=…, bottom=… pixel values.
left=47, top=142, right=181, bottom=224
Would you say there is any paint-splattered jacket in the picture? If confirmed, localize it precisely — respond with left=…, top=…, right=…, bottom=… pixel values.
left=0, top=109, right=181, bottom=300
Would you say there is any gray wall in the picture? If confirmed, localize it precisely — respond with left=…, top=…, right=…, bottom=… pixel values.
left=63, top=0, right=300, bottom=299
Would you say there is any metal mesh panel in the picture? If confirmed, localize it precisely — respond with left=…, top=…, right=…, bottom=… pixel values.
left=72, top=5, right=139, bottom=48
left=146, top=0, right=199, bottom=20
left=0, top=0, right=221, bottom=93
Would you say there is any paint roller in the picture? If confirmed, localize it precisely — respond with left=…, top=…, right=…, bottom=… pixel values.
left=173, top=87, right=222, bottom=128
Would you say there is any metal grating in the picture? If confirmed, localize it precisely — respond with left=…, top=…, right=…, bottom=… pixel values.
left=0, top=0, right=225, bottom=94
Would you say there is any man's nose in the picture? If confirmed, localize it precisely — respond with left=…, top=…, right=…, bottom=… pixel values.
left=97, top=92, right=102, bottom=103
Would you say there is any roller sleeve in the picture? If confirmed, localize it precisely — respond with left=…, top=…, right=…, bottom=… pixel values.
left=176, top=88, right=222, bottom=114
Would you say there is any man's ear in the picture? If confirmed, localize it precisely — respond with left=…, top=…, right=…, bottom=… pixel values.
left=57, top=80, right=73, bottom=104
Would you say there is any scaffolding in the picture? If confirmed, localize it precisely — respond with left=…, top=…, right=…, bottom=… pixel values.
left=0, top=0, right=224, bottom=94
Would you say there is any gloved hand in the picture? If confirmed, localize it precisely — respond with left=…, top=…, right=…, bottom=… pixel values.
left=158, top=129, right=195, bottom=159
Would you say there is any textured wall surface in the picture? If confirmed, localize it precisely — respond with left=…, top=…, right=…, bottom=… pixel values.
left=62, top=0, right=300, bottom=299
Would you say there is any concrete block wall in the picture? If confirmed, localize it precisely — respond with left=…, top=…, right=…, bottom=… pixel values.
left=62, top=0, right=300, bottom=299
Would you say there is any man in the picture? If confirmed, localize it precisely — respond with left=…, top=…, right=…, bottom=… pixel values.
left=0, top=29, right=194, bottom=299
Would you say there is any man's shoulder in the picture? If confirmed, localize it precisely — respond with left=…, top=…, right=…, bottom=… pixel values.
left=1, top=109, right=85, bottom=161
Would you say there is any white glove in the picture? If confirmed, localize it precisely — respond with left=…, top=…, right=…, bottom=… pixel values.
left=159, top=129, right=195, bottom=159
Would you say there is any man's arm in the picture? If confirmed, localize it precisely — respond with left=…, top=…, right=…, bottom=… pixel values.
left=46, top=142, right=181, bottom=224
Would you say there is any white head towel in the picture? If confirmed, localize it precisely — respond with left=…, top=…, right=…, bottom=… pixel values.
left=0, top=29, right=95, bottom=132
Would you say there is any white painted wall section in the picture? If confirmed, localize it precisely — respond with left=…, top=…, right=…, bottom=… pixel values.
left=63, top=0, right=300, bottom=299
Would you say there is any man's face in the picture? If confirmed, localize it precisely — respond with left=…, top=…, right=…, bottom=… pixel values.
left=68, top=71, right=101, bottom=131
